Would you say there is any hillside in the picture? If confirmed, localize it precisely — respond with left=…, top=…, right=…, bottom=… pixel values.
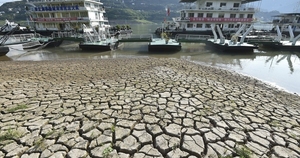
left=0, top=0, right=181, bottom=24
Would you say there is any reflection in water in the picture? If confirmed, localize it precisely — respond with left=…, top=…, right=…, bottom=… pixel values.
left=0, top=24, right=299, bottom=94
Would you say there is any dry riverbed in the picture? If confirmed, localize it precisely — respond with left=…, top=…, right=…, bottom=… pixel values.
left=0, top=58, right=299, bottom=158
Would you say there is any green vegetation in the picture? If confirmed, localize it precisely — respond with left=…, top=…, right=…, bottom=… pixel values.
left=7, top=104, right=28, bottom=113
left=0, top=0, right=180, bottom=23
left=102, top=145, right=113, bottom=158
left=0, top=128, right=22, bottom=141
left=235, top=146, right=252, bottom=158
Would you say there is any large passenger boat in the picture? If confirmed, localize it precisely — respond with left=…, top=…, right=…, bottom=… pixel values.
left=26, top=0, right=110, bottom=36
left=155, top=0, right=260, bottom=37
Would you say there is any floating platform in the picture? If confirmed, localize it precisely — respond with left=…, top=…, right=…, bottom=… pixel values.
left=175, top=34, right=211, bottom=43
left=148, top=38, right=181, bottom=52
left=206, top=39, right=258, bottom=53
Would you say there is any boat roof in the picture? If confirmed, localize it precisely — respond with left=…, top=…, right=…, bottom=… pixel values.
left=179, top=0, right=260, bottom=4
left=273, top=13, right=300, bottom=17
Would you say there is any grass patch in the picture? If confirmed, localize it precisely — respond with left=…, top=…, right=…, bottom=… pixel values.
left=235, top=146, right=252, bottom=158
left=0, top=129, right=22, bottom=141
left=102, top=145, right=113, bottom=158
left=7, top=104, right=28, bottom=112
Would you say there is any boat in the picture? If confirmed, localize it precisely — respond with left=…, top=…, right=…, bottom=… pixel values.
left=148, top=32, right=181, bottom=52
left=270, top=13, right=300, bottom=37
left=0, top=46, right=9, bottom=56
left=0, top=20, right=33, bottom=35
left=260, top=25, right=300, bottom=51
left=155, top=0, right=260, bottom=38
left=206, top=24, right=258, bottom=53
left=79, top=25, right=118, bottom=51
left=26, top=0, right=110, bottom=36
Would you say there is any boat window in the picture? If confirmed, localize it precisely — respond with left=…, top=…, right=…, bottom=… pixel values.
left=196, top=24, right=202, bottom=28
left=220, top=3, right=226, bottom=7
left=205, top=24, right=211, bottom=28
left=230, top=14, right=236, bottom=18
left=207, top=13, right=213, bottom=18
left=228, top=24, right=234, bottom=28
left=247, top=14, right=253, bottom=18
left=233, top=3, right=239, bottom=7
left=187, top=24, right=193, bottom=28
left=206, top=2, right=212, bottom=7
left=188, top=13, right=194, bottom=17
left=198, top=13, right=203, bottom=17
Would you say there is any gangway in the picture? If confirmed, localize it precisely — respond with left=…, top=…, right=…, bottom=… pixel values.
left=118, top=34, right=152, bottom=42
left=175, top=34, right=211, bottom=43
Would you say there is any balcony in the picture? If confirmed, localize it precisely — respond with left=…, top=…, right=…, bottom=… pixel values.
left=182, top=7, right=256, bottom=12
left=31, top=6, right=105, bottom=12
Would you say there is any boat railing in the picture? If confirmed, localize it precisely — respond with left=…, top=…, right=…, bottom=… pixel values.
left=175, top=34, right=212, bottom=42
left=118, top=34, right=153, bottom=42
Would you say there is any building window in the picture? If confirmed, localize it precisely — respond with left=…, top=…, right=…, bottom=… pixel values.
left=196, top=24, right=202, bottom=28
left=220, top=3, right=226, bottom=7
left=207, top=13, right=213, bottom=18
left=188, top=13, right=194, bottom=17
left=187, top=24, right=193, bottom=28
left=230, top=14, right=236, bottom=18
left=233, top=3, right=239, bottom=7
left=218, top=13, right=224, bottom=18
left=205, top=24, right=211, bottom=28
left=239, top=14, right=244, bottom=18
left=206, top=2, right=213, bottom=7
left=247, top=14, right=253, bottom=18
left=198, top=13, right=203, bottom=17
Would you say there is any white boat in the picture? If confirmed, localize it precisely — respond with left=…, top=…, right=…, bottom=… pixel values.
left=79, top=25, right=118, bottom=52
left=0, top=20, right=32, bottom=35
left=206, top=24, right=258, bottom=52
left=148, top=31, right=181, bottom=52
left=270, top=13, right=300, bottom=37
left=26, top=0, right=110, bottom=36
left=260, top=25, right=300, bottom=51
left=155, top=0, right=260, bottom=37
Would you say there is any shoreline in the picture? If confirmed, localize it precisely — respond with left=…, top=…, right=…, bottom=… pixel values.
left=0, top=58, right=299, bottom=157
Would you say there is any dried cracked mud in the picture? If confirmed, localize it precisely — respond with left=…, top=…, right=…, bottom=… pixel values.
left=0, top=58, right=299, bottom=158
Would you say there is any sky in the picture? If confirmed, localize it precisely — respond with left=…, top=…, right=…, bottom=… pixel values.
left=0, top=0, right=300, bottom=13
left=259, top=0, right=299, bottom=13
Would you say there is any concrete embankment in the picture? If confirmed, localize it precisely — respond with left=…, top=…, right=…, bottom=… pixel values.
left=0, top=58, right=299, bottom=157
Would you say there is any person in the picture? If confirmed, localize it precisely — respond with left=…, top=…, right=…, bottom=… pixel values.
left=114, top=30, right=120, bottom=38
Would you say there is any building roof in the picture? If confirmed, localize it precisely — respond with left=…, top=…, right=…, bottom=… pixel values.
left=179, top=0, right=261, bottom=3
left=273, top=13, right=300, bottom=17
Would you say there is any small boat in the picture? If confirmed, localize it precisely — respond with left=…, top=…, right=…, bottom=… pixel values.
left=206, top=24, right=258, bottom=53
left=260, top=25, right=300, bottom=51
left=79, top=25, right=118, bottom=52
left=24, top=34, right=63, bottom=49
left=148, top=38, right=181, bottom=52
left=79, top=39, right=118, bottom=51
left=0, top=20, right=33, bottom=35
left=0, top=46, right=9, bottom=56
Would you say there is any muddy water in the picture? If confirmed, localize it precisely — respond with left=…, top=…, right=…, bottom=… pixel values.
left=1, top=24, right=300, bottom=94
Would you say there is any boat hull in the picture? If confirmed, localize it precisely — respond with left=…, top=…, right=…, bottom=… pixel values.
left=148, top=38, right=182, bottom=52
left=79, top=42, right=112, bottom=52
left=0, top=46, right=9, bottom=56
left=261, top=42, right=300, bottom=51
left=148, top=44, right=182, bottom=52
left=206, top=40, right=258, bottom=53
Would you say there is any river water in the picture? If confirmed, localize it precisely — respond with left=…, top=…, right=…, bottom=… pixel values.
left=1, top=24, right=300, bottom=94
